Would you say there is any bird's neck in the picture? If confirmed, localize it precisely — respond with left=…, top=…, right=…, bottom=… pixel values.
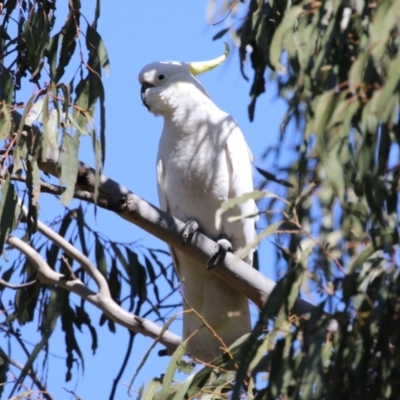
left=163, top=99, right=212, bottom=137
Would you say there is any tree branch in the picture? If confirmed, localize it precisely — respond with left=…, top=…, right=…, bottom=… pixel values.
left=19, top=198, right=110, bottom=294
left=10, top=109, right=317, bottom=325
left=37, top=157, right=315, bottom=317
left=0, top=350, right=54, bottom=400
left=7, top=236, right=181, bottom=354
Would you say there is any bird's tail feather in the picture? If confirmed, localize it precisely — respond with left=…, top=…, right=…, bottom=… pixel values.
left=172, top=248, right=251, bottom=363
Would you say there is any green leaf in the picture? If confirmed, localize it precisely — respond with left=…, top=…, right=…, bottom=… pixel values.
left=212, top=28, right=230, bottom=41
left=144, top=255, right=160, bottom=303
left=232, top=267, right=303, bottom=399
left=75, top=305, right=98, bottom=353
left=349, top=50, right=370, bottom=92
left=0, top=66, right=14, bottom=104
left=12, top=287, right=62, bottom=394
left=173, top=374, right=195, bottom=400
left=25, top=97, right=45, bottom=126
left=0, top=264, right=15, bottom=287
left=27, top=157, right=40, bottom=210
left=347, top=242, right=380, bottom=274
left=376, top=53, right=400, bottom=118
left=12, top=145, right=22, bottom=173
left=76, top=205, right=88, bottom=256
left=55, top=10, right=79, bottom=83
left=73, top=77, right=91, bottom=129
left=136, top=384, right=144, bottom=400
left=16, top=94, right=36, bottom=146
left=95, top=235, right=107, bottom=277
left=176, top=359, right=194, bottom=375
left=234, top=220, right=283, bottom=261
left=73, top=71, right=104, bottom=134
left=159, top=343, right=187, bottom=399
left=45, top=32, right=60, bottom=80
left=143, top=378, right=162, bottom=400
left=86, top=25, right=110, bottom=75
left=0, top=346, right=8, bottom=397
left=58, top=83, right=71, bottom=115
left=111, top=243, right=130, bottom=273
left=309, top=4, right=339, bottom=79
left=24, top=7, right=49, bottom=77
left=92, top=0, right=101, bottom=30
left=46, top=209, right=74, bottom=268
left=98, top=80, right=106, bottom=166
left=269, top=5, right=301, bottom=69
left=13, top=265, right=40, bottom=325
left=126, top=248, right=147, bottom=305
left=108, top=258, right=121, bottom=304
left=370, top=0, right=397, bottom=62
left=313, top=90, right=341, bottom=137
left=0, top=102, right=11, bottom=141
left=91, top=127, right=103, bottom=204
left=41, top=94, right=58, bottom=161
left=216, top=190, right=264, bottom=226
left=130, top=314, right=180, bottom=392
left=61, top=299, right=85, bottom=381
left=0, top=176, right=17, bottom=254
left=60, top=133, right=79, bottom=205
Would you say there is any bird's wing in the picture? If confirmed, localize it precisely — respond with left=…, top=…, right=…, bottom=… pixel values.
left=156, top=121, right=252, bottom=362
left=156, top=156, right=183, bottom=277
left=156, top=157, right=168, bottom=213
left=223, top=119, right=258, bottom=264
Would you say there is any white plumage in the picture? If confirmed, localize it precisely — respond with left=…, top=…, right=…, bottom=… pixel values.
left=138, top=46, right=257, bottom=362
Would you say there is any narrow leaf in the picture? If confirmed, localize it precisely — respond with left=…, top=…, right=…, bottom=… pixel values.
left=60, top=133, right=79, bottom=205
left=159, top=343, right=187, bottom=400
left=0, top=65, right=14, bottom=104
left=0, top=102, right=11, bottom=141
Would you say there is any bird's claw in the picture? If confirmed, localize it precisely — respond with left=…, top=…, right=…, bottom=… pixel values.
left=182, top=219, right=200, bottom=245
left=206, top=238, right=232, bottom=270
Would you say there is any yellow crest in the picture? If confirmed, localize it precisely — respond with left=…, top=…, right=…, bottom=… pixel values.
left=189, top=43, right=230, bottom=76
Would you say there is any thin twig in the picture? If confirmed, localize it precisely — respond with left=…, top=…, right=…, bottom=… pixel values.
left=1, top=352, right=54, bottom=400
left=0, top=278, right=37, bottom=289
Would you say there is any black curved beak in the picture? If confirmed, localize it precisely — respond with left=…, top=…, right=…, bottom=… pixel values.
left=141, top=82, right=155, bottom=110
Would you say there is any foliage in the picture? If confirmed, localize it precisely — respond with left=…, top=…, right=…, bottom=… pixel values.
left=146, top=0, right=400, bottom=398
left=0, top=2, right=179, bottom=399
left=0, top=0, right=108, bottom=211
left=0, top=203, right=179, bottom=398
left=1, top=0, right=400, bottom=399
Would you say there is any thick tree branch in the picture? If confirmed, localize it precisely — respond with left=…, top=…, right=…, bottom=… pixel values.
left=11, top=175, right=112, bottom=207
left=10, top=110, right=316, bottom=320
left=37, top=157, right=316, bottom=317
left=7, top=236, right=181, bottom=354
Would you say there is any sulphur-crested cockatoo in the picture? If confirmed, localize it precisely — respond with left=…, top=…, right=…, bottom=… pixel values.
left=138, top=44, right=257, bottom=362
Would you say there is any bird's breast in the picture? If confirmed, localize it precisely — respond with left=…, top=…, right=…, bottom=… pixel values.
left=159, top=130, right=230, bottom=238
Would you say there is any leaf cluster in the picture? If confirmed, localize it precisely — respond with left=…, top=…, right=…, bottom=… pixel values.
left=0, top=0, right=109, bottom=214
left=0, top=204, right=179, bottom=398
left=143, top=0, right=400, bottom=398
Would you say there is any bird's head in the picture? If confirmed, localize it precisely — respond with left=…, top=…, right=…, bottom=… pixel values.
left=138, top=43, right=229, bottom=116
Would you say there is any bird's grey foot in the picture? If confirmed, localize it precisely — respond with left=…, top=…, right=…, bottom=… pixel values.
left=206, top=236, right=232, bottom=270
left=182, top=219, right=200, bottom=245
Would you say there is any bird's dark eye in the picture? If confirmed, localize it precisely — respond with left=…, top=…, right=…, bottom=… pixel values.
left=158, top=74, right=165, bottom=80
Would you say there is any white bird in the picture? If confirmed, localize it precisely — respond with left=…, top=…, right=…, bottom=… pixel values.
left=138, top=44, right=257, bottom=362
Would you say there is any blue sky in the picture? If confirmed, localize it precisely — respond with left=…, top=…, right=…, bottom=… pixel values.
left=3, top=1, right=289, bottom=399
